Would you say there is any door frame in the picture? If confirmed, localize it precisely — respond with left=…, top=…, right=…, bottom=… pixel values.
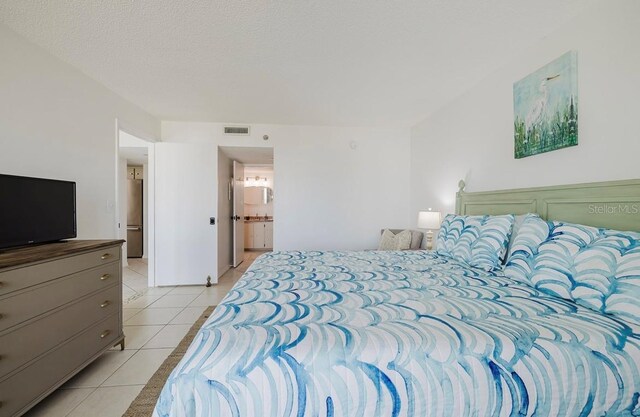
left=232, top=161, right=245, bottom=267
left=217, top=146, right=275, bottom=278
left=115, top=119, right=157, bottom=287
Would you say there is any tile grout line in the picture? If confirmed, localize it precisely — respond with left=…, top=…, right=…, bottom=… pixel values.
left=63, top=386, right=98, bottom=417
left=60, top=264, right=149, bottom=414
left=97, top=345, right=143, bottom=388
left=37, top=261, right=152, bottom=416
left=50, top=260, right=246, bottom=416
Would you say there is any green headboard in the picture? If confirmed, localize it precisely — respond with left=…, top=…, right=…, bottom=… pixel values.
left=455, top=179, right=640, bottom=232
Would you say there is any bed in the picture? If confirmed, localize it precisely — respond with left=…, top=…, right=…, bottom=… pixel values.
left=154, top=179, right=640, bottom=417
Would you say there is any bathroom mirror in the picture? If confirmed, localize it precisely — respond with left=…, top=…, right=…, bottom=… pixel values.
left=245, top=186, right=273, bottom=205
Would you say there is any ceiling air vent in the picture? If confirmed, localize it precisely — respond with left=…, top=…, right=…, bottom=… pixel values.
left=224, top=126, right=250, bottom=135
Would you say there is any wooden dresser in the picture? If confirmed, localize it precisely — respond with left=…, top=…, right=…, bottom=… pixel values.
left=0, top=240, right=125, bottom=417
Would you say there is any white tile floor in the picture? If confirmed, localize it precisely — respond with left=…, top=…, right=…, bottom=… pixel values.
left=24, top=252, right=263, bottom=417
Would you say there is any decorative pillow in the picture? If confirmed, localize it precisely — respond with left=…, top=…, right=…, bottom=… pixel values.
left=436, top=214, right=515, bottom=271
left=505, top=216, right=640, bottom=326
left=378, top=229, right=411, bottom=250
left=378, top=229, right=412, bottom=251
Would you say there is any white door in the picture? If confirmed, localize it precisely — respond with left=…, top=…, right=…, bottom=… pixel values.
left=155, top=143, right=217, bottom=286
left=232, top=161, right=245, bottom=267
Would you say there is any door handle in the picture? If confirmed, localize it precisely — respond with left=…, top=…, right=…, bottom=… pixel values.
left=127, top=226, right=142, bottom=231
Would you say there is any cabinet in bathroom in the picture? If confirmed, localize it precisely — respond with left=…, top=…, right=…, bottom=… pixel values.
left=264, top=222, right=273, bottom=248
left=244, top=224, right=253, bottom=249
left=244, top=222, right=273, bottom=250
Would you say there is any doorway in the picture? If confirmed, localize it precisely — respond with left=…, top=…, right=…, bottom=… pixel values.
left=217, top=146, right=274, bottom=278
left=126, top=166, right=144, bottom=258
left=116, top=128, right=156, bottom=294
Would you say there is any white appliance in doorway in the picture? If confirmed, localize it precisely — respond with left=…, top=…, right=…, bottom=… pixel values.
left=126, top=168, right=143, bottom=258
left=232, top=161, right=245, bottom=267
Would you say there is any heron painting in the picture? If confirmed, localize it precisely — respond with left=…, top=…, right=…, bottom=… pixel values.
left=513, top=51, right=578, bottom=159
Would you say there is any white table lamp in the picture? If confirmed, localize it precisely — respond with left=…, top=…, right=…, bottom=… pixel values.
left=418, top=209, right=442, bottom=250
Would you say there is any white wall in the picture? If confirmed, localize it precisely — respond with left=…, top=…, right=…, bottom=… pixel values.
left=162, top=122, right=411, bottom=251
left=410, top=0, right=640, bottom=220
left=0, top=24, right=160, bottom=239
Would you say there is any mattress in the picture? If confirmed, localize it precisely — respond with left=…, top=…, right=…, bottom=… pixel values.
left=154, top=250, right=640, bottom=417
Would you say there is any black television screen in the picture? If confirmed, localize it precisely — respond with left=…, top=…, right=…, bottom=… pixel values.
left=0, top=174, right=77, bottom=249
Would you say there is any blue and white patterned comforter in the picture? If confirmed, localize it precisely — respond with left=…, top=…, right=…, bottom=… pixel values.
left=154, top=251, right=640, bottom=417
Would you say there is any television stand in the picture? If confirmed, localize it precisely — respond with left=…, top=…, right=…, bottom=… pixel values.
left=0, top=239, right=125, bottom=417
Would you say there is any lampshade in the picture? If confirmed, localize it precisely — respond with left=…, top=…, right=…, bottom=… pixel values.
left=417, top=210, right=442, bottom=229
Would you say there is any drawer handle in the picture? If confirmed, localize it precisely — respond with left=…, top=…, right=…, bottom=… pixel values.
left=100, top=330, right=111, bottom=339
left=100, top=301, right=111, bottom=308
left=100, top=274, right=111, bottom=281
left=101, top=253, right=112, bottom=260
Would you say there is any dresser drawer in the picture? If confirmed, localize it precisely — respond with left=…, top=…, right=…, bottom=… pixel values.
left=0, top=314, right=121, bottom=417
left=0, top=261, right=120, bottom=333
left=0, top=245, right=120, bottom=297
left=0, top=285, right=121, bottom=379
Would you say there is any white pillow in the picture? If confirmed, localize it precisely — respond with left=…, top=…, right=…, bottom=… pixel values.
left=378, top=229, right=412, bottom=251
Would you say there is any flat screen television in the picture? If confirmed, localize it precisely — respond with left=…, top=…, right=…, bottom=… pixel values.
left=0, top=174, right=77, bottom=250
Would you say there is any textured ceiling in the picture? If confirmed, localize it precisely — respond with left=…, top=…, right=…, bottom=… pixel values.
left=0, top=1, right=596, bottom=127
